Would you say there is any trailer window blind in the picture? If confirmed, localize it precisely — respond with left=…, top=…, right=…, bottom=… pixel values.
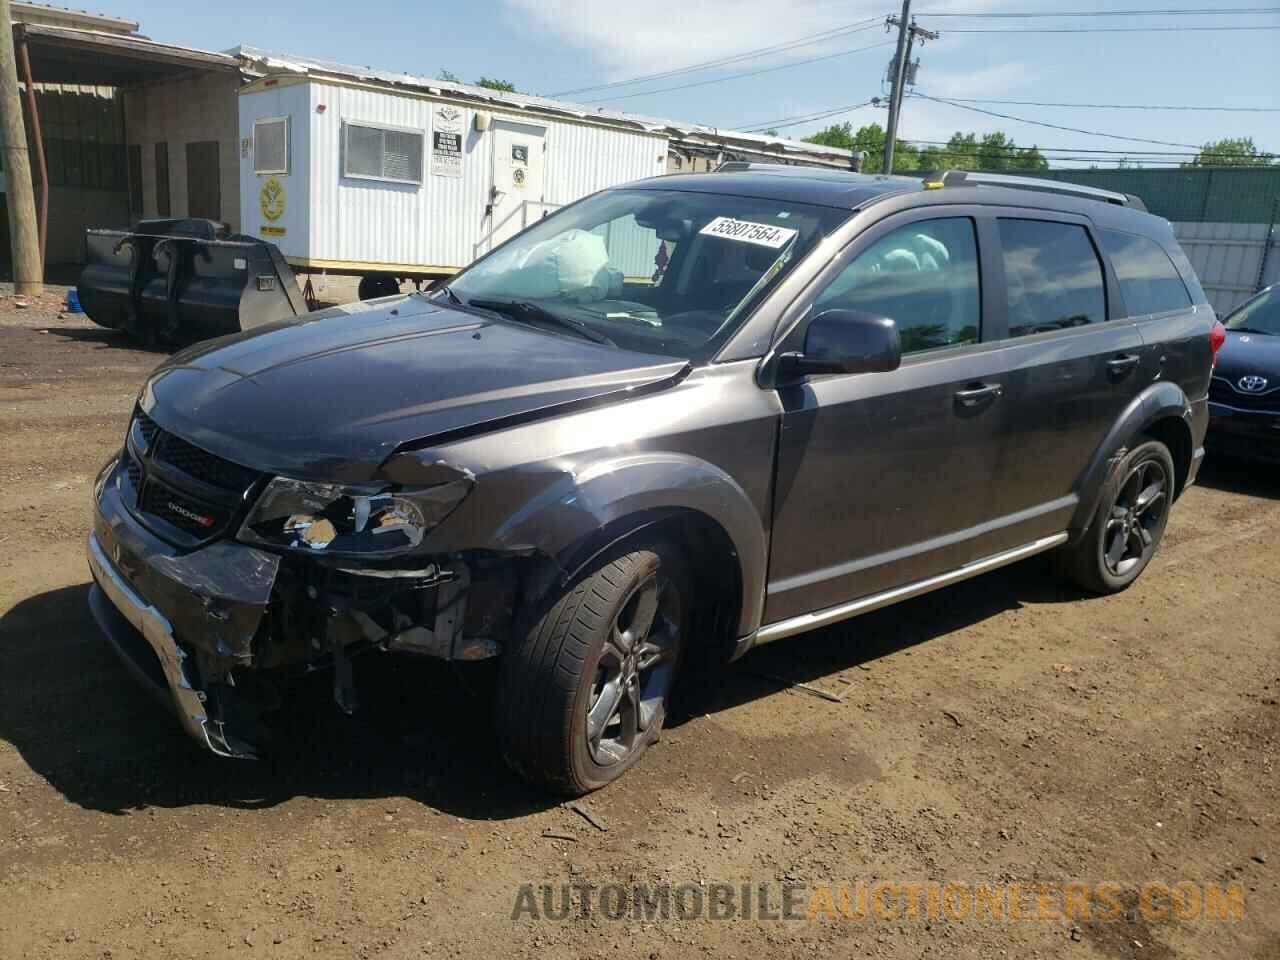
left=342, top=122, right=424, bottom=184
left=254, top=117, right=289, bottom=174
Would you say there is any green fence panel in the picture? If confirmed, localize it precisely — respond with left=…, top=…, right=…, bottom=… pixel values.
left=1036, top=168, right=1280, bottom=223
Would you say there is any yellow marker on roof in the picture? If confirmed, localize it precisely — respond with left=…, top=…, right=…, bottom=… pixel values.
left=923, top=180, right=944, bottom=190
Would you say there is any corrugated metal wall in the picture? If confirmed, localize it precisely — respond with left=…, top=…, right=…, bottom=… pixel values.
left=239, top=82, right=311, bottom=258
left=1033, top=168, right=1280, bottom=314
left=543, top=122, right=665, bottom=206
left=289, top=82, right=667, bottom=271
left=1174, top=222, right=1279, bottom=314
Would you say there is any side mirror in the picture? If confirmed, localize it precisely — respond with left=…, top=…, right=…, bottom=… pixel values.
left=777, top=309, right=902, bottom=379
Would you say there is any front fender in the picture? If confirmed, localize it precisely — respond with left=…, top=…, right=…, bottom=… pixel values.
left=1069, top=380, right=1195, bottom=538
left=486, top=452, right=768, bottom=637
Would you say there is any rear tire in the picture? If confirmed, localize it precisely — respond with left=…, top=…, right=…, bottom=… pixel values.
left=357, top=274, right=400, bottom=300
left=496, top=542, right=687, bottom=795
left=1056, top=436, right=1175, bottom=594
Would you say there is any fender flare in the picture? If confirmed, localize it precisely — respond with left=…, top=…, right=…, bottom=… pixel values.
left=486, top=452, right=769, bottom=637
left=1068, top=380, right=1195, bottom=538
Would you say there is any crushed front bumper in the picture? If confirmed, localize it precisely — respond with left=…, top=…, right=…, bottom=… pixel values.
left=86, top=457, right=280, bottom=757
left=87, top=532, right=248, bottom=756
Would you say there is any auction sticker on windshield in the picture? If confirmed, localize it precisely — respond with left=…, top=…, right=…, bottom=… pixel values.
left=699, top=216, right=798, bottom=249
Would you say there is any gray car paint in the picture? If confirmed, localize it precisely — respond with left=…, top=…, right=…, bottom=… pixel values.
left=89, top=170, right=1215, bottom=712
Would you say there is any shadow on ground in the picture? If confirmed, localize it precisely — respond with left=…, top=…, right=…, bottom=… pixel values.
left=1, top=556, right=1085, bottom=820
left=43, top=324, right=172, bottom=356
left=1195, top=452, right=1280, bottom=501
left=679, top=552, right=1087, bottom=722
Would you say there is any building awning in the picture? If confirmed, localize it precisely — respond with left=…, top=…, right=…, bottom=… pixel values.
left=16, top=23, right=241, bottom=86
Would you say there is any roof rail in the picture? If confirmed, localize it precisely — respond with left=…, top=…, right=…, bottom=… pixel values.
left=934, top=170, right=1147, bottom=211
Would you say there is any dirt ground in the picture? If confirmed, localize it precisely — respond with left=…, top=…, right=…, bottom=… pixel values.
left=1, top=293, right=1277, bottom=960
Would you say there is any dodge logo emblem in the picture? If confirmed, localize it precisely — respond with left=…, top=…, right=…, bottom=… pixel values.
left=1238, top=375, right=1269, bottom=393
left=168, top=501, right=216, bottom=528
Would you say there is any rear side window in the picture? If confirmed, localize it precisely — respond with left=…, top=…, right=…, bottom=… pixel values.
left=998, top=219, right=1106, bottom=337
left=1098, top=229, right=1191, bottom=316
left=815, top=217, right=981, bottom=355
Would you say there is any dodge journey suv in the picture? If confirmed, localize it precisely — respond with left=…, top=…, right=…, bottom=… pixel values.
left=88, top=166, right=1220, bottom=794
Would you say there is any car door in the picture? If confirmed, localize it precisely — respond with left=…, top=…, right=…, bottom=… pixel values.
left=764, top=209, right=1010, bottom=625
left=981, top=212, right=1146, bottom=552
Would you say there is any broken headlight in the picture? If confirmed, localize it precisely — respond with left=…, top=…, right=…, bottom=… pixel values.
left=237, top=477, right=471, bottom=557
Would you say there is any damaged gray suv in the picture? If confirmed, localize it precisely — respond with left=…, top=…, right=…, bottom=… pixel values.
left=89, top=166, right=1218, bottom=794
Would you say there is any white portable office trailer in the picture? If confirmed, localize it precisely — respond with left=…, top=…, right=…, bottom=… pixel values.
left=235, top=48, right=853, bottom=292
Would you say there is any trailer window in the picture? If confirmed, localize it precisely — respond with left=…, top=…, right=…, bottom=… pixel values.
left=342, top=121, right=424, bottom=184
left=254, top=117, right=289, bottom=175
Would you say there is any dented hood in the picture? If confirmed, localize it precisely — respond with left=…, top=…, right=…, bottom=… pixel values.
left=140, top=295, right=687, bottom=482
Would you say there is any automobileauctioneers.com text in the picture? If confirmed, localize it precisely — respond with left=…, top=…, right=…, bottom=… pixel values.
left=511, top=880, right=1244, bottom=924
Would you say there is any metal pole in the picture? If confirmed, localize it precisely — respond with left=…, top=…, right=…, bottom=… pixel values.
left=16, top=27, right=45, bottom=270
left=883, top=0, right=911, bottom=174
left=0, top=3, right=41, bottom=292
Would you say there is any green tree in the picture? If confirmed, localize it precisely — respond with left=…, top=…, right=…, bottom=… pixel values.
left=804, top=122, right=919, bottom=173
left=915, top=131, right=1047, bottom=172
left=437, top=70, right=518, bottom=93
left=1184, top=137, right=1275, bottom=167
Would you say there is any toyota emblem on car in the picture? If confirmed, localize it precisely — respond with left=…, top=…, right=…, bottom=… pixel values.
left=1238, top=375, right=1269, bottom=393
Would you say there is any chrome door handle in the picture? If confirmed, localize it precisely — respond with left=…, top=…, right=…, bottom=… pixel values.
left=954, top=382, right=1004, bottom=407
left=1106, top=354, right=1141, bottom=376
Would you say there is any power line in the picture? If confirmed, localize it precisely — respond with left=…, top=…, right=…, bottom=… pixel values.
left=910, top=92, right=1203, bottom=148
left=902, top=140, right=1206, bottom=156
left=734, top=94, right=1276, bottom=133
left=903, top=151, right=1259, bottom=164
left=737, top=100, right=880, bottom=133
left=549, top=17, right=885, bottom=98
left=901, top=140, right=1203, bottom=155
left=581, top=40, right=896, bottom=104
left=916, top=6, right=1280, bottom=16
left=927, top=96, right=1280, bottom=113
left=933, top=24, right=1280, bottom=33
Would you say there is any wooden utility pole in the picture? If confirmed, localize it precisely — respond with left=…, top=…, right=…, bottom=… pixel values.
left=0, top=0, right=42, bottom=295
left=882, top=3, right=938, bottom=175
left=883, top=0, right=912, bottom=175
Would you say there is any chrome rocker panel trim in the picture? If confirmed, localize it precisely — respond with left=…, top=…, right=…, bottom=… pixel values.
left=753, top=533, right=1069, bottom=646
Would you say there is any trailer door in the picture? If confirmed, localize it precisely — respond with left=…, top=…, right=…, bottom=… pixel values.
left=489, top=120, right=546, bottom=250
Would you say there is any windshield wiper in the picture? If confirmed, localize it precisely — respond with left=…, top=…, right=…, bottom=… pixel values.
left=1227, top=326, right=1274, bottom=335
left=467, top=298, right=616, bottom=346
left=435, top=283, right=465, bottom=306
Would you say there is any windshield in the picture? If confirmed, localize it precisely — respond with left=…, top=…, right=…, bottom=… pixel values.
left=1224, top=286, right=1280, bottom=335
left=445, top=188, right=850, bottom=360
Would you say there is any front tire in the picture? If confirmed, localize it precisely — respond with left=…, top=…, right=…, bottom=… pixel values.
left=1057, top=436, right=1176, bottom=594
left=496, top=543, right=687, bottom=795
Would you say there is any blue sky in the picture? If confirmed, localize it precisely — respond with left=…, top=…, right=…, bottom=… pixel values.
left=112, top=0, right=1279, bottom=166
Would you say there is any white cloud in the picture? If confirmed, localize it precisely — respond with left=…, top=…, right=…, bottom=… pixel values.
left=503, top=0, right=890, bottom=80
left=896, top=62, right=1044, bottom=146
left=925, top=62, right=1035, bottom=100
